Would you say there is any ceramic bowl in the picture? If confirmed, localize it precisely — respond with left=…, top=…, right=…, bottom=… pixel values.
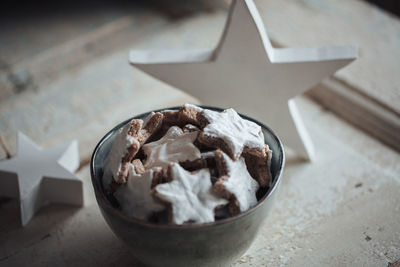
left=90, top=106, right=285, bottom=267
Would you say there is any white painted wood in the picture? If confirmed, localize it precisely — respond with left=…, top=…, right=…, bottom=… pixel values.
left=0, top=132, right=83, bottom=226
left=129, top=0, right=357, bottom=161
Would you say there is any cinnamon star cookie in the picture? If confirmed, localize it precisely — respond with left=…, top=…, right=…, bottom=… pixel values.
left=143, top=126, right=201, bottom=170
left=153, top=163, right=228, bottom=224
left=198, top=108, right=265, bottom=160
left=213, top=150, right=259, bottom=215
left=114, top=166, right=165, bottom=220
left=105, top=112, right=163, bottom=184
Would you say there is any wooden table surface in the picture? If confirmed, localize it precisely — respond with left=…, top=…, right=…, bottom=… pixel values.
left=1, top=0, right=399, bottom=266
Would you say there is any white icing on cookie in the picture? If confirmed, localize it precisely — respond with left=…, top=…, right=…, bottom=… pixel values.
left=104, top=122, right=137, bottom=187
left=154, top=163, right=228, bottom=224
left=182, top=124, right=200, bottom=133
left=202, top=108, right=265, bottom=159
left=218, top=151, right=259, bottom=212
left=183, top=103, right=203, bottom=112
left=114, top=166, right=165, bottom=220
left=143, top=126, right=201, bottom=170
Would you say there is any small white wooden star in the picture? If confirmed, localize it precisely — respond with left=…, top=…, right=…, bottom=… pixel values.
left=129, top=0, right=357, bottom=160
left=0, top=132, right=83, bottom=226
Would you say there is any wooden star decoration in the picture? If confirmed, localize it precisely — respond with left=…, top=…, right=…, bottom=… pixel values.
left=129, top=0, right=357, bottom=160
left=0, top=132, right=83, bottom=226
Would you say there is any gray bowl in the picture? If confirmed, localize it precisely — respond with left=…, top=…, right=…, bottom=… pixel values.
left=90, top=106, right=285, bottom=267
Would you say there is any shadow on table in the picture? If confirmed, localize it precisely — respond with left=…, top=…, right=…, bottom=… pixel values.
left=0, top=199, right=81, bottom=236
left=0, top=201, right=146, bottom=266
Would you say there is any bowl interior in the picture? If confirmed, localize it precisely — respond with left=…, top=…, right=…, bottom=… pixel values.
left=91, top=106, right=284, bottom=226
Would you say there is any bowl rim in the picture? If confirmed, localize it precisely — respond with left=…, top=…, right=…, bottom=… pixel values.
left=90, top=105, right=285, bottom=230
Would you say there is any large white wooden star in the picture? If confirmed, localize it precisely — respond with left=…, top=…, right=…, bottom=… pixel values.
left=129, top=0, right=357, bottom=160
left=0, top=132, right=83, bottom=226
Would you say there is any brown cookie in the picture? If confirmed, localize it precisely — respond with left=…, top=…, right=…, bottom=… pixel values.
left=242, top=144, right=273, bottom=187
left=152, top=163, right=228, bottom=224
left=197, top=134, right=233, bottom=158
left=142, top=126, right=201, bottom=170
left=152, top=110, right=180, bottom=141
left=134, top=112, right=164, bottom=145
left=151, top=167, right=172, bottom=189
left=161, top=110, right=180, bottom=125
left=114, top=113, right=163, bottom=183
left=116, top=131, right=140, bottom=184
left=179, top=158, right=206, bottom=171
left=178, top=104, right=205, bottom=127
left=161, top=104, right=207, bottom=129
left=213, top=150, right=259, bottom=216
left=179, top=151, right=217, bottom=172
left=197, top=108, right=266, bottom=160
left=212, top=175, right=241, bottom=216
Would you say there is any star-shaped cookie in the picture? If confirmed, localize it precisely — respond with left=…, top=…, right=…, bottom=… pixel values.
left=114, top=166, right=165, bottom=220
left=198, top=108, right=265, bottom=160
left=214, top=150, right=259, bottom=215
left=143, top=126, right=201, bottom=169
left=104, top=112, right=163, bottom=185
left=104, top=120, right=140, bottom=187
left=153, top=163, right=228, bottom=224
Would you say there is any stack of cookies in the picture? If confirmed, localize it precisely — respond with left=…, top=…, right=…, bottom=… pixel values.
left=103, top=104, right=272, bottom=225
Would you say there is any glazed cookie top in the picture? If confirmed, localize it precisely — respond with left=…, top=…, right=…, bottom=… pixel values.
left=153, top=163, right=228, bottom=224
left=142, top=126, right=201, bottom=170
left=114, top=168, right=165, bottom=220
left=213, top=150, right=259, bottom=215
left=201, top=108, right=265, bottom=160
left=103, top=104, right=273, bottom=225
